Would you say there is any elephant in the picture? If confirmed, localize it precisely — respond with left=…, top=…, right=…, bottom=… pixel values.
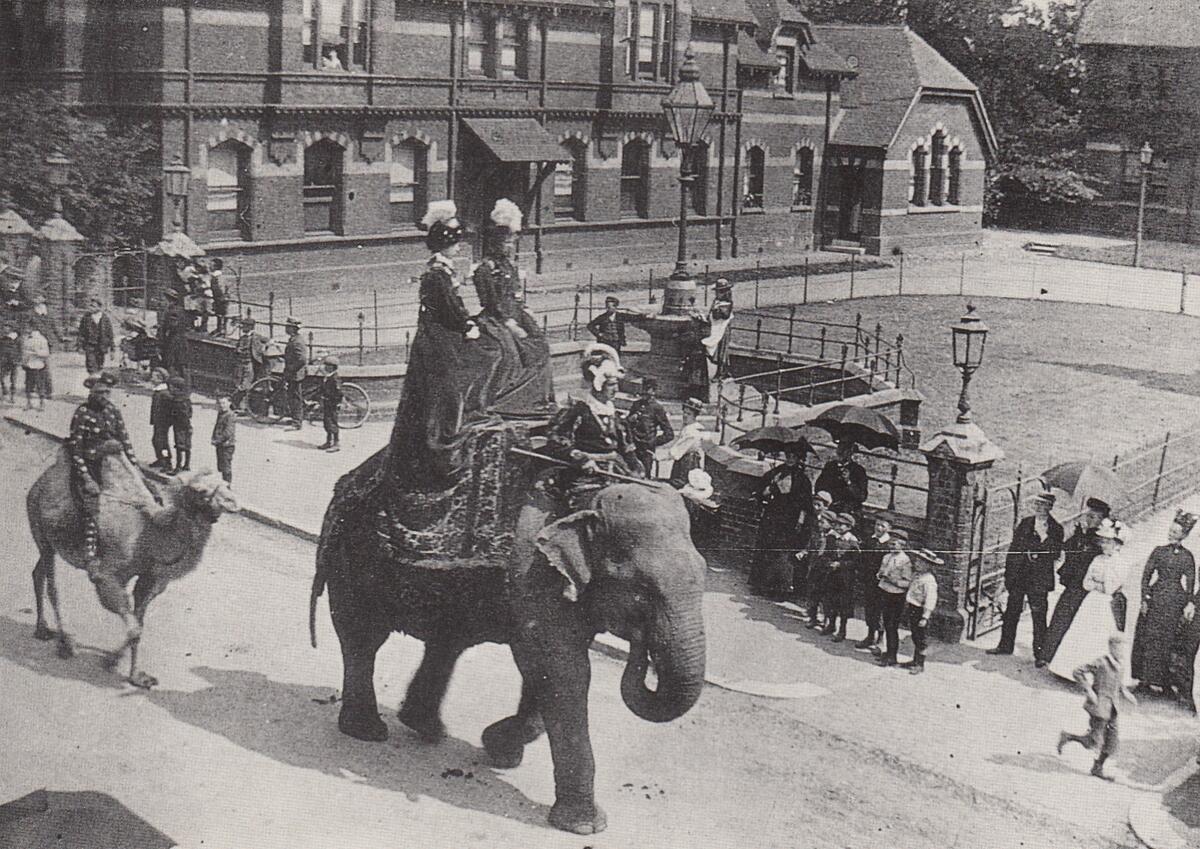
left=311, top=473, right=707, bottom=835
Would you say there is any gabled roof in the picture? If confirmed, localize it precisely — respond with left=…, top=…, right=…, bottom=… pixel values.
left=737, top=30, right=778, bottom=70
left=1078, top=0, right=1200, bottom=48
left=814, top=24, right=996, bottom=157
left=691, top=0, right=758, bottom=28
left=743, top=0, right=811, bottom=35
left=799, top=40, right=854, bottom=76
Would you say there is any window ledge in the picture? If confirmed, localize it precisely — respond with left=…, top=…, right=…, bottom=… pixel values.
left=907, top=204, right=961, bottom=215
left=790, top=204, right=814, bottom=213
left=740, top=207, right=766, bottom=216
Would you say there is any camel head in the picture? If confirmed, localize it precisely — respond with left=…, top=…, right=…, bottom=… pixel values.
left=170, top=470, right=240, bottom=524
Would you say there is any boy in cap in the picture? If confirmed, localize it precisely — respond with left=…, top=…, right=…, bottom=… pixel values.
left=0, top=321, right=19, bottom=402
left=77, top=297, right=114, bottom=375
left=211, top=395, right=236, bottom=484
left=148, top=367, right=173, bottom=471
left=167, top=375, right=193, bottom=473
left=876, top=528, right=913, bottom=666
left=902, top=549, right=943, bottom=673
left=282, top=317, right=306, bottom=429
left=318, top=355, right=343, bottom=452
left=1058, top=633, right=1137, bottom=780
left=804, top=505, right=838, bottom=628
left=855, top=517, right=891, bottom=650
left=821, top=512, right=860, bottom=642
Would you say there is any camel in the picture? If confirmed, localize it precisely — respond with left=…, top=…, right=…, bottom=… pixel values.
left=25, top=439, right=239, bottom=688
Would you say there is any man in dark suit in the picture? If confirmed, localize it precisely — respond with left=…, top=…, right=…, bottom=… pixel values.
left=587, top=296, right=638, bottom=355
left=282, top=317, right=307, bottom=430
left=815, top=439, right=869, bottom=517
left=751, top=446, right=816, bottom=599
left=988, top=490, right=1064, bottom=664
left=625, top=377, right=674, bottom=478
left=77, top=297, right=115, bottom=375
left=1057, top=633, right=1136, bottom=780
left=231, top=316, right=268, bottom=414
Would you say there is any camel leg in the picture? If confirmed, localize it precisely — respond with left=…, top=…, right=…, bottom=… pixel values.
left=89, top=570, right=142, bottom=676
left=398, top=639, right=465, bottom=743
left=483, top=671, right=545, bottom=768
left=124, top=574, right=165, bottom=689
left=32, top=553, right=52, bottom=640
left=34, top=552, right=77, bottom=658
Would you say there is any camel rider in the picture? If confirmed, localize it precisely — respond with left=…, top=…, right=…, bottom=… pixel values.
left=67, top=372, right=139, bottom=567
left=546, top=356, right=643, bottom=512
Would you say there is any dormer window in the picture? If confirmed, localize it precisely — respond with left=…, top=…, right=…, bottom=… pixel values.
left=775, top=45, right=795, bottom=94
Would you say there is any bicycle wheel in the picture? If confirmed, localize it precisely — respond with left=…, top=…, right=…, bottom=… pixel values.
left=338, top=382, right=371, bottom=429
left=247, top=376, right=284, bottom=424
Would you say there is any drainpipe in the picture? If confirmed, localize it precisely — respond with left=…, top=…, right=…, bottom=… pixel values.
left=714, top=26, right=730, bottom=260
left=534, top=14, right=549, bottom=272
left=730, top=88, right=743, bottom=258
left=183, top=0, right=194, bottom=233
left=447, top=0, right=464, bottom=199
left=815, top=75, right=832, bottom=249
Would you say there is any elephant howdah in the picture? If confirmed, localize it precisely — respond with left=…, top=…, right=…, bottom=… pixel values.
left=312, top=419, right=708, bottom=836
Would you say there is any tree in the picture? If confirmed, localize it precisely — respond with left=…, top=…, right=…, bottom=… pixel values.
left=0, top=86, right=159, bottom=248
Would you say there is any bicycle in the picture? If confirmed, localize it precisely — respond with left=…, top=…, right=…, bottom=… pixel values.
left=245, top=369, right=371, bottom=429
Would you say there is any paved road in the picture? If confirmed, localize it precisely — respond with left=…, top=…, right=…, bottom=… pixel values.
left=0, top=421, right=1149, bottom=849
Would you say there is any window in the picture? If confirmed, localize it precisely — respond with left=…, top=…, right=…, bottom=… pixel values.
left=947, top=147, right=962, bottom=206
left=775, top=46, right=795, bottom=94
left=553, top=141, right=586, bottom=221
left=207, top=141, right=251, bottom=240
left=910, top=147, right=927, bottom=206
left=928, top=132, right=945, bottom=205
left=626, top=1, right=672, bottom=82
left=690, top=142, right=709, bottom=215
left=466, top=12, right=528, bottom=79
left=743, top=146, right=765, bottom=211
left=620, top=139, right=650, bottom=218
left=302, top=0, right=367, bottom=70
left=303, top=139, right=343, bottom=234
left=792, top=147, right=814, bottom=207
left=389, top=140, right=428, bottom=227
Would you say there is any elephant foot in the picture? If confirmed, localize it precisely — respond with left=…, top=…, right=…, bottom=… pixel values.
left=482, top=720, right=526, bottom=769
left=33, top=623, right=55, bottom=641
left=548, top=799, right=607, bottom=835
left=128, top=671, right=158, bottom=689
left=398, top=704, right=446, bottom=743
left=338, top=705, right=389, bottom=742
left=56, top=635, right=77, bottom=659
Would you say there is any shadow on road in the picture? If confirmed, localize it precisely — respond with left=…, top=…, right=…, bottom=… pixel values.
left=0, top=616, right=128, bottom=691
left=1164, top=771, right=1200, bottom=828
left=145, top=666, right=552, bottom=829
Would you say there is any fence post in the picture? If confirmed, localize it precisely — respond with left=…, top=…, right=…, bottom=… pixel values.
left=819, top=326, right=827, bottom=360
left=1152, top=431, right=1171, bottom=509
left=883, top=351, right=891, bottom=385
left=854, top=313, right=862, bottom=356
left=1181, top=266, right=1188, bottom=314
left=288, top=295, right=294, bottom=317
left=959, top=253, right=966, bottom=296
left=895, top=334, right=904, bottom=385
left=760, top=391, right=769, bottom=427
left=268, top=291, right=275, bottom=337
left=849, top=253, right=856, bottom=299
left=736, top=384, right=746, bottom=421
left=774, top=352, right=783, bottom=414
left=754, top=317, right=762, bottom=350
left=839, top=343, right=848, bottom=399
left=543, top=314, right=548, bottom=337
left=373, top=289, right=379, bottom=350
left=787, top=305, right=795, bottom=354
left=874, top=322, right=882, bottom=372
left=648, top=269, right=655, bottom=305
left=588, top=273, right=594, bottom=320
left=803, top=256, right=809, bottom=304
left=571, top=291, right=581, bottom=340
left=357, top=311, right=365, bottom=365
left=888, top=464, right=898, bottom=511
left=898, top=253, right=904, bottom=296
left=754, top=259, right=761, bottom=308
left=404, top=330, right=411, bottom=363
left=307, top=330, right=314, bottom=361
left=704, top=264, right=710, bottom=306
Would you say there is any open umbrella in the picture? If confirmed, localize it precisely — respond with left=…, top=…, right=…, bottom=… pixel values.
left=1038, top=460, right=1125, bottom=522
left=732, top=424, right=812, bottom=456
left=806, top=404, right=900, bottom=452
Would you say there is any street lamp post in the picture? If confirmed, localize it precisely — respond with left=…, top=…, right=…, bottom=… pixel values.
left=44, top=148, right=72, bottom=218
left=1133, top=141, right=1153, bottom=268
left=950, top=303, right=988, bottom=424
left=163, top=154, right=192, bottom=234
left=662, top=47, right=715, bottom=283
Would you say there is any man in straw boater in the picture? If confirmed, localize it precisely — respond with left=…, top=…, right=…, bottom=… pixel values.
left=988, top=490, right=1063, bottom=666
left=282, top=316, right=307, bottom=430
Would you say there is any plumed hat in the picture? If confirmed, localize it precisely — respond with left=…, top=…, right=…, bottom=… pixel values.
left=590, top=357, right=624, bottom=392
left=488, top=198, right=523, bottom=234
left=580, top=342, right=622, bottom=386
left=1173, top=508, right=1198, bottom=536
left=422, top=199, right=467, bottom=253
left=1096, top=517, right=1128, bottom=543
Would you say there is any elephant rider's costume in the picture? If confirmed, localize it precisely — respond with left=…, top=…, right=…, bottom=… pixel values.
left=67, top=372, right=139, bottom=566
left=545, top=379, right=643, bottom=513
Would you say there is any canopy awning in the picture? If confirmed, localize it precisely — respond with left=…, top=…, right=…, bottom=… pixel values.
left=462, top=118, right=570, bottom=163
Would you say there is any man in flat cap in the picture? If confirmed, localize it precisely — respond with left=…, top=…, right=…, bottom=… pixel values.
left=989, top=490, right=1064, bottom=664
left=231, top=316, right=267, bottom=415
left=282, top=317, right=307, bottom=429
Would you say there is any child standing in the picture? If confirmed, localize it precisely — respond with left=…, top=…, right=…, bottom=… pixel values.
left=1057, top=633, right=1136, bottom=780
left=318, top=355, right=343, bottom=452
left=0, top=322, right=19, bottom=402
left=876, top=529, right=913, bottom=666
left=167, top=376, right=193, bottom=473
left=21, top=327, right=50, bottom=410
left=211, top=395, right=236, bottom=485
left=855, top=517, right=890, bottom=650
left=902, top=549, right=944, bottom=674
left=148, top=367, right=173, bottom=471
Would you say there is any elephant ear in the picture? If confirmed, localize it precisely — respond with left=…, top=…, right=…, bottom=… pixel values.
left=535, top=509, right=600, bottom=602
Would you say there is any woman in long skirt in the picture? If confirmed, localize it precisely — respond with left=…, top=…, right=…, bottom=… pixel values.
left=1131, top=510, right=1196, bottom=693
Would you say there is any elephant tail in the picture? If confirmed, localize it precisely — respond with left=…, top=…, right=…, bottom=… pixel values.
left=309, top=569, right=326, bottom=649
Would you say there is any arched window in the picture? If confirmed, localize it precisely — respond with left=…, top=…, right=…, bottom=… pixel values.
left=620, top=139, right=650, bottom=219
left=304, top=139, right=343, bottom=234
left=910, top=146, right=927, bottom=207
left=690, top=142, right=709, bottom=215
left=947, top=147, right=962, bottom=206
left=207, top=141, right=252, bottom=240
left=928, top=131, right=945, bottom=205
left=553, top=140, right=586, bottom=221
left=302, top=0, right=367, bottom=70
left=792, top=147, right=814, bottom=207
left=389, top=139, right=428, bottom=227
left=743, top=146, right=765, bottom=211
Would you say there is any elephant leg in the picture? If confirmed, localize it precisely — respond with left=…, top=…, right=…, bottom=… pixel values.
left=482, top=663, right=545, bottom=768
left=399, top=639, right=464, bottom=743
left=513, top=635, right=606, bottom=835
left=333, top=612, right=392, bottom=743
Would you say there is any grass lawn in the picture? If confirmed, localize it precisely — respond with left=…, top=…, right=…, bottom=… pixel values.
left=1057, top=237, right=1200, bottom=275
left=789, top=295, right=1200, bottom=479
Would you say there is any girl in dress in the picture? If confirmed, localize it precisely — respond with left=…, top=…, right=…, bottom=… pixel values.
left=1049, top=518, right=1132, bottom=682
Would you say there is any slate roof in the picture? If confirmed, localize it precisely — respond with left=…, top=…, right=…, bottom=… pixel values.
left=813, top=25, right=994, bottom=154
left=1078, top=0, right=1200, bottom=47
left=462, top=119, right=570, bottom=162
left=737, top=30, right=778, bottom=70
left=691, top=0, right=758, bottom=27
left=799, top=40, right=854, bottom=76
left=743, top=0, right=811, bottom=34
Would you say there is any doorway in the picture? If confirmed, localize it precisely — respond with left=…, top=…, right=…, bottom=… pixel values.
left=837, top=159, right=866, bottom=242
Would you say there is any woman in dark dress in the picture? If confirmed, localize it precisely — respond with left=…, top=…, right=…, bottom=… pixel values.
left=1131, top=509, right=1197, bottom=693
left=388, top=200, right=499, bottom=486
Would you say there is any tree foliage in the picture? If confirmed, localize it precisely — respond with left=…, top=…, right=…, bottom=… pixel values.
left=801, top=0, right=1099, bottom=219
left=0, top=86, right=159, bottom=248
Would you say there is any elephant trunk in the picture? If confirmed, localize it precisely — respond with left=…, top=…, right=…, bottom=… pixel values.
left=620, top=601, right=706, bottom=724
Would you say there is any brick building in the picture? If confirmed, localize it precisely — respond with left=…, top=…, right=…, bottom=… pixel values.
left=0, top=0, right=994, bottom=291
left=1076, top=0, right=1200, bottom=244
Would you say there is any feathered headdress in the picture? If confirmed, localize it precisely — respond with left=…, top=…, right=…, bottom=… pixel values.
left=1174, top=508, right=1198, bottom=536
left=590, top=357, right=624, bottom=392
left=490, top=198, right=523, bottom=233
left=421, top=199, right=459, bottom=231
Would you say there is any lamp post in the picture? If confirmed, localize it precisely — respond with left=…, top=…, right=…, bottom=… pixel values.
left=44, top=148, right=72, bottom=218
left=1133, top=141, right=1153, bottom=268
left=662, top=46, right=715, bottom=283
left=163, top=154, right=192, bottom=234
left=950, top=303, right=988, bottom=424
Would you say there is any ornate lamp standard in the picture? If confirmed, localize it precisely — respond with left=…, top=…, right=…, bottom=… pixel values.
left=661, top=46, right=715, bottom=284
left=163, top=154, right=192, bottom=234
left=1133, top=141, right=1153, bottom=268
left=951, top=303, right=988, bottom=424
left=44, top=148, right=72, bottom=218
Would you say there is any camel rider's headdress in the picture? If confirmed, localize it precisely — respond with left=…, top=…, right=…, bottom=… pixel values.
left=422, top=200, right=467, bottom=253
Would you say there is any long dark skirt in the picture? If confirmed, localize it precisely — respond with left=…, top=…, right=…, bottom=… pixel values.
left=478, top=314, right=555, bottom=419
left=1133, top=600, right=1190, bottom=687
left=1043, top=586, right=1087, bottom=663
